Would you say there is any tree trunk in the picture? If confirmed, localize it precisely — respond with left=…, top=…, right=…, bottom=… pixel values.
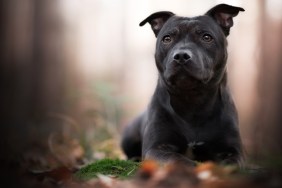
left=0, top=0, right=69, bottom=160
left=253, top=0, right=282, bottom=166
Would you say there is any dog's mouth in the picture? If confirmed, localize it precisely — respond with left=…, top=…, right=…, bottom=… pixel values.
left=164, top=64, right=212, bottom=89
left=165, top=68, right=203, bottom=89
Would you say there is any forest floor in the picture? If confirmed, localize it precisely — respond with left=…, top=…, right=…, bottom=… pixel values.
left=2, top=147, right=282, bottom=188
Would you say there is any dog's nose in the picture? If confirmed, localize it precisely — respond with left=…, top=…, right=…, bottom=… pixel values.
left=173, top=51, right=191, bottom=64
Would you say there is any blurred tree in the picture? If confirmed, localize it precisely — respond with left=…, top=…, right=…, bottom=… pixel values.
left=0, top=0, right=71, bottom=161
left=253, top=0, right=282, bottom=167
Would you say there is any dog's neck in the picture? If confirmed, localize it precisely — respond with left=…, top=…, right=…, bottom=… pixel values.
left=157, top=77, right=224, bottom=121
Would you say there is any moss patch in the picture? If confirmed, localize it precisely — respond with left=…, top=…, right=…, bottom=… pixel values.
left=75, top=159, right=140, bottom=181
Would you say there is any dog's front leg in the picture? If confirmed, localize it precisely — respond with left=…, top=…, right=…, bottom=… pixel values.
left=144, top=145, right=197, bottom=166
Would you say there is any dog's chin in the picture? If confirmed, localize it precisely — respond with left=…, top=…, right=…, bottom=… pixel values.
left=165, top=71, right=203, bottom=90
left=164, top=66, right=214, bottom=90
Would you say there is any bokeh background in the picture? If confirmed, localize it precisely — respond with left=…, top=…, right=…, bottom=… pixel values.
left=1, top=0, right=282, bottom=169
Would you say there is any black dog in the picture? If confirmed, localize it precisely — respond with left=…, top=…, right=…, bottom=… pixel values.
left=122, top=4, right=244, bottom=165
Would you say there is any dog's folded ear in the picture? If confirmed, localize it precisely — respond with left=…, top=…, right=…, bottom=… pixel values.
left=205, top=4, right=244, bottom=36
left=140, top=11, right=175, bottom=37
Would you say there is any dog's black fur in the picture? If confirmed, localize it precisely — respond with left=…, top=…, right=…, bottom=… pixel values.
left=121, top=4, right=244, bottom=165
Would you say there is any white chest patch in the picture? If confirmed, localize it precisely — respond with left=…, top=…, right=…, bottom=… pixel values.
left=185, top=141, right=205, bottom=159
left=188, top=141, right=205, bottom=149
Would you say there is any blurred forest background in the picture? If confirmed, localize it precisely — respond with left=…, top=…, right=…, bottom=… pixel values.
left=1, top=0, right=282, bottom=173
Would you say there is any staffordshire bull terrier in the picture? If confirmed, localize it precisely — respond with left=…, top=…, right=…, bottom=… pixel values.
left=121, top=4, right=244, bottom=165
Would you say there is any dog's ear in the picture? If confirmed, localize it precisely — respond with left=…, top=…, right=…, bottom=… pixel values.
left=140, top=11, right=175, bottom=37
left=205, top=4, right=244, bottom=36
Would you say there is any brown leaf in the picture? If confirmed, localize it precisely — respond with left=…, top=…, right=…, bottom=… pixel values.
left=138, top=160, right=159, bottom=179
left=31, top=166, right=73, bottom=184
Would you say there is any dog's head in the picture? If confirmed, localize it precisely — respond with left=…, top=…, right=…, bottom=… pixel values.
left=140, top=4, right=244, bottom=90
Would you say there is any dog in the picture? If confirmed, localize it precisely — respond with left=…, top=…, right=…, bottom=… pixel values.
left=121, top=4, right=244, bottom=165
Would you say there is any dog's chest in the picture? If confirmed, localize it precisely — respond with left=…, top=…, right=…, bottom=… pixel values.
left=185, top=141, right=205, bottom=159
left=178, top=121, right=218, bottom=160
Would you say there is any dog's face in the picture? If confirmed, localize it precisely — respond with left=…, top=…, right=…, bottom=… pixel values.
left=156, top=16, right=227, bottom=89
left=140, top=4, right=244, bottom=90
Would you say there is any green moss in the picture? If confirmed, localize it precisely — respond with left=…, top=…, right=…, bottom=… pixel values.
left=75, top=159, right=140, bottom=181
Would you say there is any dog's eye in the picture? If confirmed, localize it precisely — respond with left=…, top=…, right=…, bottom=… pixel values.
left=162, top=35, right=172, bottom=43
left=202, top=34, right=213, bottom=42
